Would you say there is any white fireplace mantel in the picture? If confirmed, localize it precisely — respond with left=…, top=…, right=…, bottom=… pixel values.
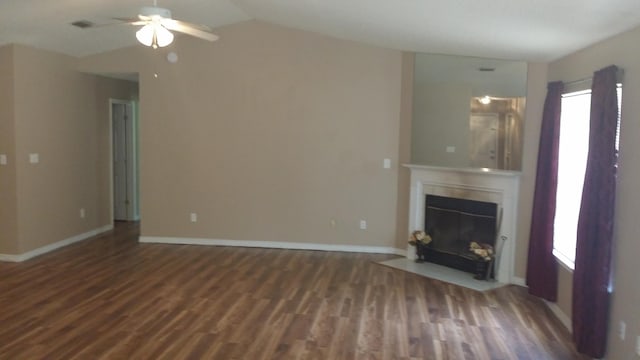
left=404, top=164, right=521, bottom=284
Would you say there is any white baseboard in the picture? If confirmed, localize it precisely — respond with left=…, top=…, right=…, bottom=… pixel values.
left=511, top=276, right=527, bottom=287
left=0, top=224, right=114, bottom=262
left=544, top=300, right=572, bottom=333
left=139, top=236, right=407, bottom=256
left=394, top=248, right=408, bottom=256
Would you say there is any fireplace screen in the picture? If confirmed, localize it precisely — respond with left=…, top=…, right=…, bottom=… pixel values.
left=424, top=195, right=498, bottom=275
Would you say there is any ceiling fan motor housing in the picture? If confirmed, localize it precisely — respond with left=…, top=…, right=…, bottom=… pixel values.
left=140, top=6, right=172, bottom=19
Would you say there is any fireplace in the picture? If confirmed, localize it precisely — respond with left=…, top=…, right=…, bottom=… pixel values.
left=422, top=195, right=498, bottom=278
left=404, top=164, right=521, bottom=283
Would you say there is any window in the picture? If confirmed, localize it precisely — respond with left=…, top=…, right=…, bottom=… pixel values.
left=553, top=85, right=621, bottom=270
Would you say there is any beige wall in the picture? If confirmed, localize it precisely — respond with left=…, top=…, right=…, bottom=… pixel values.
left=0, top=45, right=18, bottom=254
left=556, top=264, right=573, bottom=321
left=80, top=21, right=403, bottom=247
left=540, top=25, right=640, bottom=359
left=514, top=63, right=548, bottom=279
left=394, top=53, right=414, bottom=249
left=8, top=45, right=137, bottom=253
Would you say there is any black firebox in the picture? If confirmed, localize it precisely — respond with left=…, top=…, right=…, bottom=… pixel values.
left=422, top=194, right=498, bottom=278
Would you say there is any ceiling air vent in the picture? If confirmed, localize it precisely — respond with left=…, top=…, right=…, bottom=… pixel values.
left=71, top=20, right=95, bottom=29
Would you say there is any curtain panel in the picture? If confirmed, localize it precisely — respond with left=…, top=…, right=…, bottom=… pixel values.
left=572, top=65, right=619, bottom=358
left=526, top=81, right=563, bottom=301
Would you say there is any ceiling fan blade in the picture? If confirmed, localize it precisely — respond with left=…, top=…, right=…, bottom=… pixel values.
left=108, top=17, right=148, bottom=26
left=175, top=19, right=213, bottom=31
left=113, top=17, right=136, bottom=23
left=82, top=18, right=146, bottom=29
left=162, top=19, right=219, bottom=41
left=112, top=17, right=141, bottom=24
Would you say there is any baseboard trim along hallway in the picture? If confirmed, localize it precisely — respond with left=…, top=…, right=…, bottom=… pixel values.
left=0, top=224, right=114, bottom=262
left=139, top=236, right=408, bottom=256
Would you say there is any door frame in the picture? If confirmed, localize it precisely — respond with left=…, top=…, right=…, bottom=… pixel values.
left=109, top=98, right=139, bottom=223
left=504, top=113, right=515, bottom=169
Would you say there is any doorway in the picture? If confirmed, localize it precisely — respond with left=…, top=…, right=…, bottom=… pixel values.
left=469, top=113, right=499, bottom=169
left=110, top=99, right=139, bottom=222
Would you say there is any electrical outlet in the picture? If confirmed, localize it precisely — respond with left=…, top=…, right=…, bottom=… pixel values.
left=80, top=208, right=86, bottom=219
left=383, top=158, right=391, bottom=169
left=29, top=153, right=39, bottom=164
left=619, top=321, right=626, bottom=340
left=190, top=213, right=197, bottom=223
left=330, top=219, right=336, bottom=228
left=359, top=220, right=367, bottom=230
left=0, top=154, right=6, bottom=165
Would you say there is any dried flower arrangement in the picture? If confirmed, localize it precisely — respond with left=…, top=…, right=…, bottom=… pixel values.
left=469, top=241, right=494, bottom=261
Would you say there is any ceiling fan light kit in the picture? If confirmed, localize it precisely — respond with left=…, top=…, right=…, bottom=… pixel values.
left=136, top=22, right=174, bottom=49
left=134, top=6, right=174, bottom=48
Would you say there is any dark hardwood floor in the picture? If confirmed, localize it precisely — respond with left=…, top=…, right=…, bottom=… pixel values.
left=0, top=222, right=587, bottom=359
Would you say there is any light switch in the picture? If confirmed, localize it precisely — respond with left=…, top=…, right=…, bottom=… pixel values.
left=446, top=146, right=456, bottom=153
left=0, top=154, right=6, bottom=165
left=383, top=158, right=391, bottom=169
left=29, top=153, right=39, bottom=164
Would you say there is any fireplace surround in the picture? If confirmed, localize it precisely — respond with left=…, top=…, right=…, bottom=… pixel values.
left=404, top=164, right=520, bottom=283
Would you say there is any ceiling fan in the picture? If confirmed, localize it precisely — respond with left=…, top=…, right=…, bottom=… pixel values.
left=112, top=1, right=219, bottom=49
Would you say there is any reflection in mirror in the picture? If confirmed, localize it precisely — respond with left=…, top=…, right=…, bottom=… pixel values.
left=411, top=53, right=527, bottom=171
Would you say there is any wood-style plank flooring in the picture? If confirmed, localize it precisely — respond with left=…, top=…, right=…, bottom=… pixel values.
left=0, top=222, right=588, bottom=359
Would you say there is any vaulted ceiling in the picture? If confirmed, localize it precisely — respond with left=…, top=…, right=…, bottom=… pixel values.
left=2, top=0, right=640, bottom=61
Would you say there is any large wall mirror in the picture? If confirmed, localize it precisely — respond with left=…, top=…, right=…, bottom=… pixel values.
left=411, top=53, right=527, bottom=171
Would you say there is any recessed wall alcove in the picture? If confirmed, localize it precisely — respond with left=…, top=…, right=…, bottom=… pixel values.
left=404, top=164, right=521, bottom=283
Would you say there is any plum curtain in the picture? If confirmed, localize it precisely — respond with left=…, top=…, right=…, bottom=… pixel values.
left=525, top=81, right=563, bottom=301
left=572, top=65, right=620, bottom=358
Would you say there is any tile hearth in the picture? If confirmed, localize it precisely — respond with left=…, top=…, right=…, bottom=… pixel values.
left=378, top=257, right=506, bottom=292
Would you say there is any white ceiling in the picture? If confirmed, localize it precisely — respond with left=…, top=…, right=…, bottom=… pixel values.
left=1, top=0, right=640, bottom=61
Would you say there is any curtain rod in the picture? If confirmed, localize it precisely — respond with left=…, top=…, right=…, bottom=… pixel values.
left=563, top=68, right=625, bottom=87
left=564, top=77, right=592, bottom=86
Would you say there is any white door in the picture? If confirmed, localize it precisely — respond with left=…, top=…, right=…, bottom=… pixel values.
left=469, top=114, right=499, bottom=169
left=112, top=102, right=134, bottom=221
